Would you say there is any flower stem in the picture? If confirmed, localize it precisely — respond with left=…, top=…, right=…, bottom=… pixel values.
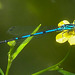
left=5, top=47, right=13, bottom=75
left=32, top=49, right=71, bottom=75
left=5, top=59, right=11, bottom=75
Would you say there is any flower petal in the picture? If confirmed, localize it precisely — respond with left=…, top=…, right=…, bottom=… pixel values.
left=56, top=32, right=69, bottom=43
left=68, top=35, right=75, bottom=45
left=73, top=20, right=75, bottom=24
left=58, top=20, right=70, bottom=27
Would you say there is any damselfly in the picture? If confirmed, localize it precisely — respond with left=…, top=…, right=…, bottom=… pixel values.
left=0, top=20, right=75, bottom=44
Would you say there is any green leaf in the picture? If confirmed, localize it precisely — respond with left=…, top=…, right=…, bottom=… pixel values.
left=0, top=68, right=4, bottom=75
left=58, top=69, right=75, bottom=75
left=12, top=24, right=41, bottom=60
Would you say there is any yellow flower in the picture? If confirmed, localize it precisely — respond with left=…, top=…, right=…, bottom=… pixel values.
left=56, top=20, right=75, bottom=45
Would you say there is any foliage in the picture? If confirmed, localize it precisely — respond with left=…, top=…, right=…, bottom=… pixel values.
left=0, top=23, right=75, bottom=75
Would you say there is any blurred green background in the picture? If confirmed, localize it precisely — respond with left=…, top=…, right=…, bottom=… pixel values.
left=0, top=0, right=75, bottom=75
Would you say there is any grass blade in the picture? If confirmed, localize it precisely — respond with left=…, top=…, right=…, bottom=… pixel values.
left=12, top=24, right=41, bottom=60
left=0, top=68, right=4, bottom=75
left=58, top=69, right=75, bottom=75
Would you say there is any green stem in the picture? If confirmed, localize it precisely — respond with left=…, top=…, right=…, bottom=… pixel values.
left=5, top=59, right=11, bottom=75
left=32, top=49, right=71, bottom=75
left=5, top=47, right=13, bottom=75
